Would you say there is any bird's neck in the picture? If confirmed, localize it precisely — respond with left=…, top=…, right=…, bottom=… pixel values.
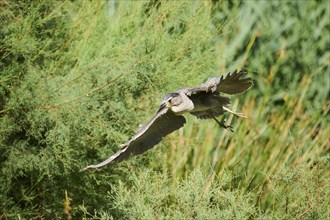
left=171, top=92, right=194, bottom=114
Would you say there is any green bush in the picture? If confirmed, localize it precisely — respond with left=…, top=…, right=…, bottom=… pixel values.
left=112, top=169, right=255, bottom=220
left=0, top=0, right=329, bottom=219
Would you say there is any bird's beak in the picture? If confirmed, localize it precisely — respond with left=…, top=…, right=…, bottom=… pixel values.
left=159, top=102, right=167, bottom=110
left=159, top=101, right=171, bottom=110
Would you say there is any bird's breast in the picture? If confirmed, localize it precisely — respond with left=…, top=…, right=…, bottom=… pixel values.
left=170, top=100, right=194, bottom=114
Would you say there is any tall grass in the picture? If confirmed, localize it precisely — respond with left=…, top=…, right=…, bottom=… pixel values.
left=165, top=74, right=329, bottom=210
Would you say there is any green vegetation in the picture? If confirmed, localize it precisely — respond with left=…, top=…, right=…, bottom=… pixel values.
left=1, top=0, right=329, bottom=219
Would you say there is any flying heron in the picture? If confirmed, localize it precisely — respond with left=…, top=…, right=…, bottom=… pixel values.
left=84, top=70, right=253, bottom=170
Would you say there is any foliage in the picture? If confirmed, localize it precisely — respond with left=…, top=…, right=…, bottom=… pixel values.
left=0, top=0, right=329, bottom=219
left=111, top=160, right=329, bottom=220
left=112, top=169, right=255, bottom=220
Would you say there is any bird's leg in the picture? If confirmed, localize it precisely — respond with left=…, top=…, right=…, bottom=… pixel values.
left=212, top=116, right=234, bottom=132
left=223, top=106, right=247, bottom=118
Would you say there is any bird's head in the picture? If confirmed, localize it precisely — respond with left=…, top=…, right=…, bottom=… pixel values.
left=160, top=93, right=182, bottom=110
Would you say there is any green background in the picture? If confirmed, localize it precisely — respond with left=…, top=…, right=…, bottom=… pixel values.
left=0, top=0, right=329, bottom=219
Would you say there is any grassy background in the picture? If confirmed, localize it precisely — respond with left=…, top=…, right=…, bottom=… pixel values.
left=0, top=0, right=329, bottom=219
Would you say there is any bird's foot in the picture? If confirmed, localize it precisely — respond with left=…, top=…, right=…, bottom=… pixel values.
left=212, top=117, right=234, bottom=132
left=220, top=123, right=234, bottom=132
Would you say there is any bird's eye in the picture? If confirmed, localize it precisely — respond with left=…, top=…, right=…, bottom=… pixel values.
left=168, top=99, right=172, bottom=103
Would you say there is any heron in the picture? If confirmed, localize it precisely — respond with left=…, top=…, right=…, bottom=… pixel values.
left=84, top=70, right=253, bottom=170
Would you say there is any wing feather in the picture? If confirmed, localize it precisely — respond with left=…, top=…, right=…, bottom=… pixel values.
left=202, top=70, right=253, bottom=95
left=83, top=107, right=186, bottom=170
left=177, top=70, right=253, bottom=96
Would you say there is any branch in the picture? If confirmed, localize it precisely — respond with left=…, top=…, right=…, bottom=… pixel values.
left=35, top=74, right=123, bottom=110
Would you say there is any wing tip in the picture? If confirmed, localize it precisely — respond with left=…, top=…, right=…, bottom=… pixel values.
left=227, top=69, right=248, bottom=78
left=217, top=69, right=254, bottom=94
left=83, top=165, right=96, bottom=171
left=83, top=145, right=129, bottom=170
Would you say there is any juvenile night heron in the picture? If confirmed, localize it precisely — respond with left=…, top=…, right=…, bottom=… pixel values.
left=84, top=70, right=253, bottom=170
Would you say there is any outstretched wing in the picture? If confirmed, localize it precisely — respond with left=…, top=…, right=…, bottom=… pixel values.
left=202, top=70, right=253, bottom=95
left=177, top=70, right=253, bottom=96
left=83, top=107, right=186, bottom=170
